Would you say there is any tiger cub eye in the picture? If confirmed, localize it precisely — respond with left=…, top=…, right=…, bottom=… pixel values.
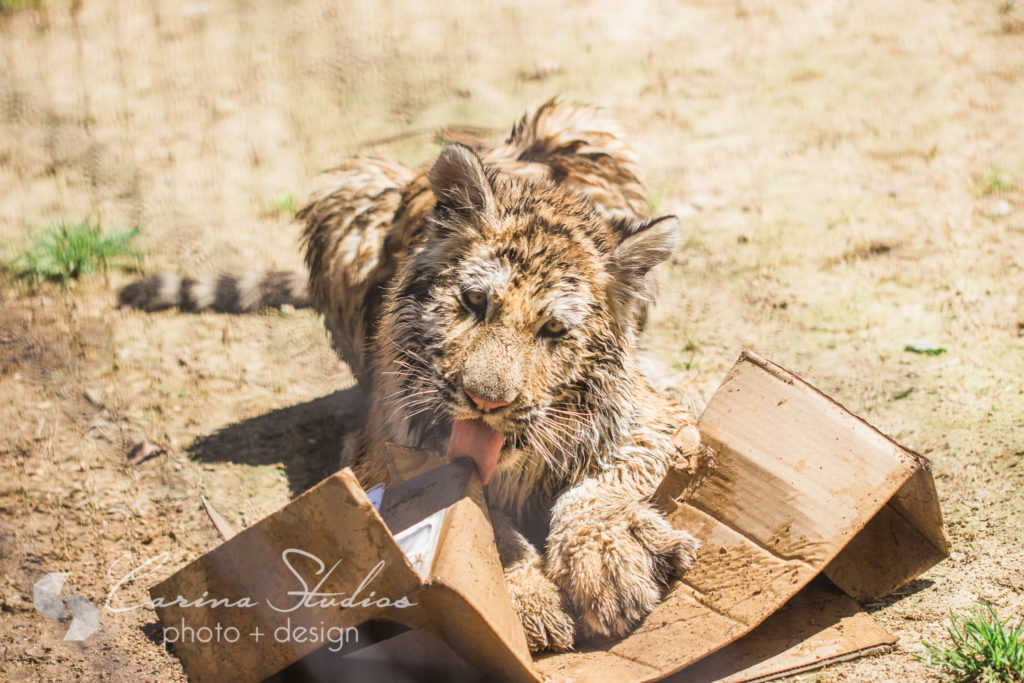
left=462, top=289, right=488, bottom=316
left=540, top=318, right=567, bottom=338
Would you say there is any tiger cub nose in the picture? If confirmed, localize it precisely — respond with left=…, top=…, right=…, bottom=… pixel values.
left=464, top=388, right=511, bottom=413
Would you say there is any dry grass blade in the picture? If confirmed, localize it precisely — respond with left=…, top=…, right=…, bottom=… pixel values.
left=201, top=496, right=237, bottom=541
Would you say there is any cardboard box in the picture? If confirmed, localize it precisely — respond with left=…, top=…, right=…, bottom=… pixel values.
left=150, top=351, right=947, bottom=682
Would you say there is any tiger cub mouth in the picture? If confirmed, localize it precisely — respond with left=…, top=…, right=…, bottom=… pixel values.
left=444, top=418, right=505, bottom=485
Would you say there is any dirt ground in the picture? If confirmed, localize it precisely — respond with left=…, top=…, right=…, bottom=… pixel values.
left=1, top=0, right=1022, bottom=680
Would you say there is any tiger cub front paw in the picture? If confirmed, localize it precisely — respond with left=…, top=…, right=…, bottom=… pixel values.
left=546, top=497, right=698, bottom=639
left=505, top=560, right=575, bottom=652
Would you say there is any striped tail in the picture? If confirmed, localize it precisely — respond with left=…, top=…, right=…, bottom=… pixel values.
left=117, top=270, right=310, bottom=313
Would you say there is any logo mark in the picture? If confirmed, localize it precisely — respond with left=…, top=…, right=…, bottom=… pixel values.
left=33, top=573, right=99, bottom=641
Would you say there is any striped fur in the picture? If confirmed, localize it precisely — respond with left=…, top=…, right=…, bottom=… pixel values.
left=326, top=102, right=702, bottom=648
left=121, top=100, right=703, bottom=650
left=117, top=270, right=309, bottom=313
left=299, top=99, right=652, bottom=386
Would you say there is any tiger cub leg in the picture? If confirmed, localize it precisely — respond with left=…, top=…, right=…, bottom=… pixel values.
left=491, top=510, right=575, bottom=652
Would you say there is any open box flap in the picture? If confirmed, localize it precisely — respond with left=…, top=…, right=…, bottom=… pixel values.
left=419, top=490, right=537, bottom=683
left=150, top=460, right=541, bottom=682
left=389, top=459, right=537, bottom=681
left=149, top=470, right=429, bottom=682
left=824, top=463, right=949, bottom=601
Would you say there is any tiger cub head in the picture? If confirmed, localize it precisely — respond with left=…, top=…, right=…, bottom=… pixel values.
left=378, top=144, right=679, bottom=505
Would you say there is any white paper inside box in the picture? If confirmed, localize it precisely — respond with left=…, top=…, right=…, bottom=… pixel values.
left=150, top=351, right=947, bottom=683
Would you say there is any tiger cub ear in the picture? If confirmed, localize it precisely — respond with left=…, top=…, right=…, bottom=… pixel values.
left=612, top=215, right=680, bottom=282
left=428, top=144, right=496, bottom=222
left=606, top=214, right=680, bottom=319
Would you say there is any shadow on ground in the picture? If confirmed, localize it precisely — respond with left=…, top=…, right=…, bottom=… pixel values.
left=864, top=578, right=937, bottom=612
left=188, top=387, right=367, bottom=496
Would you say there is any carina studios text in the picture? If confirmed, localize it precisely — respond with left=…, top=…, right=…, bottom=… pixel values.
left=106, top=549, right=418, bottom=613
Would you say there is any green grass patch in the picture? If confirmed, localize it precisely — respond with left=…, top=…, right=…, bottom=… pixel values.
left=645, top=188, right=665, bottom=213
left=0, top=0, right=44, bottom=11
left=671, top=337, right=704, bottom=372
left=905, top=339, right=947, bottom=356
left=6, top=218, right=141, bottom=283
left=983, top=169, right=1014, bottom=195
left=269, top=192, right=299, bottom=216
left=918, top=600, right=1024, bottom=682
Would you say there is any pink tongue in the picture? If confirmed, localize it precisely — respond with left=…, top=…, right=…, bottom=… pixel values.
left=445, top=419, right=504, bottom=485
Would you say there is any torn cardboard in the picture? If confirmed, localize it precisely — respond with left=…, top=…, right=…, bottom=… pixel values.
left=668, top=578, right=897, bottom=683
left=316, top=579, right=894, bottom=683
left=149, top=351, right=947, bottom=682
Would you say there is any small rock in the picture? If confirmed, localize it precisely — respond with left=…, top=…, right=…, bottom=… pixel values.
left=518, top=59, right=563, bottom=81
left=985, top=199, right=1011, bottom=217
left=131, top=494, right=152, bottom=516
left=1, top=594, right=29, bottom=613
left=180, top=2, right=212, bottom=19
left=687, top=195, right=710, bottom=211
left=127, top=439, right=165, bottom=465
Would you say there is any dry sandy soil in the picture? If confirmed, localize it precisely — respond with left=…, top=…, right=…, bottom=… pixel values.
left=1, top=0, right=1022, bottom=680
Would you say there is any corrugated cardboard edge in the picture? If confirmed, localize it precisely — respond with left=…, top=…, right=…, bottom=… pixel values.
left=672, top=578, right=897, bottom=682
left=334, top=579, right=897, bottom=683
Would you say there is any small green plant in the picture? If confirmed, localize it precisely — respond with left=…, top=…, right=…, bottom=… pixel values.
left=645, top=188, right=664, bottom=213
left=984, top=170, right=1014, bottom=195
left=269, top=192, right=299, bottom=216
left=7, top=218, right=141, bottom=283
left=905, top=339, right=947, bottom=356
left=673, top=337, right=702, bottom=371
left=918, top=600, right=1024, bottom=682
